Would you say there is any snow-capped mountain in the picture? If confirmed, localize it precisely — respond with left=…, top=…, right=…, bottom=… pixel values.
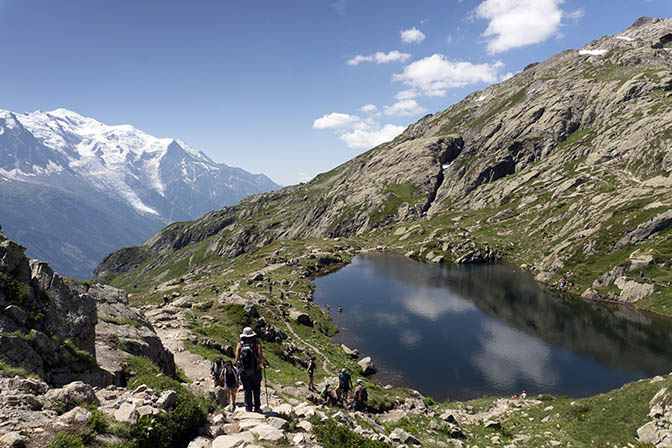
left=0, top=108, right=279, bottom=278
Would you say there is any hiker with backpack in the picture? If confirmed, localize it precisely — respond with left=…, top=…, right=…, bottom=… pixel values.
left=336, top=368, right=353, bottom=402
left=307, top=355, right=316, bottom=391
left=352, top=378, right=368, bottom=412
left=235, top=327, right=268, bottom=413
left=210, top=357, right=227, bottom=407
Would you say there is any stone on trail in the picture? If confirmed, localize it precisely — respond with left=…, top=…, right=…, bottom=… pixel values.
left=187, top=437, right=212, bottom=448
left=114, top=402, right=139, bottom=424
left=46, top=381, right=100, bottom=411
left=250, top=423, right=286, bottom=441
left=266, top=416, right=289, bottom=430
left=212, top=431, right=254, bottom=448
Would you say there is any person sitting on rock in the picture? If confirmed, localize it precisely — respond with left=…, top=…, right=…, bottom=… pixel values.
left=223, top=360, right=239, bottom=412
left=307, top=355, right=316, bottom=391
left=336, top=368, right=353, bottom=402
left=321, top=383, right=337, bottom=406
left=210, top=357, right=227, bottom=407
left=235, top=327, right=268, bottom=413
left=352, top=379, right=368, bottom=412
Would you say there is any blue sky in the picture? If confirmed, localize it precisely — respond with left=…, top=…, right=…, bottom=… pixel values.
left=0, top=0, right=669, bottom=185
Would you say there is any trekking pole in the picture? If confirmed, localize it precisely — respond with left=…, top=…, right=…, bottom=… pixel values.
left=263, top=364, right=269, bottom=408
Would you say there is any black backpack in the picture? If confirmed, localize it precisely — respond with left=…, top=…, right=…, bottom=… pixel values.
left=239, top=340, right=259, bottom=373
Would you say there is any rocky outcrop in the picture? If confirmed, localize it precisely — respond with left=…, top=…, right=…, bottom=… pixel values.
left=0, top=228, right=100, bottom=385
left=638, top=386, right=672, bottom=447
left=86, top=283, right=176, bottom=381
left=0, top=227, right=175, bottom=386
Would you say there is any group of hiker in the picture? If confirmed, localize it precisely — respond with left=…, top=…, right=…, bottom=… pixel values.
left=211, top=327, right=368, bottom=413
left=210, top=327, right=268, bottom=413
left=318, top=367, right=368, bottom=411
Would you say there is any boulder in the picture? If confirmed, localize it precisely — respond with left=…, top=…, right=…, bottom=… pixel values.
left=289, top=309, right=313, bottom=327
left=358, top=356, right=377, bottom=375
left=341, top=344, right=360, bottom=359
left=187, top=437, right=212, bottom=448
left=46, top=381, right=99, bottom=411
left=250, top=423, right=286, bottom=442
left=0, top=432, right=25, bottom=448
left=114, top=402, right=139, bottom=424
left=614, top=277, right=654, bottom=302
left=212, top=431, right=255, bottom=448
left=60, top=406, right=92, bottom=424
left=157, top=390, right=178, bottom=410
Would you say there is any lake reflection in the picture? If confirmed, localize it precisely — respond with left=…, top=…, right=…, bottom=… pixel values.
left=312, top=253, right=672, bottom=401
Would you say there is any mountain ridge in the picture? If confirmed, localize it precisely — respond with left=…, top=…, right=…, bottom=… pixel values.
left=96, top=16, right=672, bottom=314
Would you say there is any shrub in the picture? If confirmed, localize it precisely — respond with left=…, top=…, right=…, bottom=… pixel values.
left=313, top=418, right=390, bottom=448
left=48, top=432, right=85, bottom=448
left=127, top=373, right=210, bottom=448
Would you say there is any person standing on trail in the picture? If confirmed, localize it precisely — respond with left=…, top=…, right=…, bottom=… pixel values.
left=223, top=360, right=239, bottom=412
left=210, top=357, right=227, bottom=407
left=352, top=378, right=368, bottom=411
left=337, top=368, right=353, bottom=402
left=235, top=327, right=267, bottom=413
left=307, top=355, right=316, bottom=391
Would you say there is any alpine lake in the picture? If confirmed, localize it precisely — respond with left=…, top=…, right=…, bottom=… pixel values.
left=312, top=252, right=672, bottom=402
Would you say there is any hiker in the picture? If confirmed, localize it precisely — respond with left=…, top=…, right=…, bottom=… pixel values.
left=307, top=355, right=316, bottom=391
left=235, top=327, right=267, bottom=413
left=222, top=360, right=239, bottom=411
left=162, top=294, right=169, bottom=306
left=520, top=390, right=527, bottom=399
left=338, top=306, right=343, bottom=313
left=321, top=383, right=337, bottom=406
left=336, top=368, right=353, bottom=402
left=326, top=304, right=330, bottom=312
left=352, top=379, right=367, bottom=411
left=210, top=357, right=227, bottom=407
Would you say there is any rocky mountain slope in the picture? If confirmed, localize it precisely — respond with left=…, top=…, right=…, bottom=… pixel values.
left=0, top=108, right=279, bottom=278
left=98, top=17, right=672, bottom=315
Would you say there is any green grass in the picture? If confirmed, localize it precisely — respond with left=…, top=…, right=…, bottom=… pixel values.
left=313, top=418, right=390, bottom=448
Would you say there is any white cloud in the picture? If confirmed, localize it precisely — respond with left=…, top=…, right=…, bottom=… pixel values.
left=401, top=27, right=426, bottom=44
left=501, top=72, right=514, bottom=81
left=394, top=89, right=419, bottom=100
left=312, top=112, right=362, bottom=130
left=566, top=8, right=584, bottom=21
left=383, top=99, right=427, bottom=117
left=475, top=0, right=564, bottom=54
left=340, top=124, right=406, bottom=149
left=347, top=50, right=412, bottom=66
left=359, top=104, right=378, bottom=113
left=393, top=54, right=503, bottom=96
left=313, top=111, right=405, bottom=149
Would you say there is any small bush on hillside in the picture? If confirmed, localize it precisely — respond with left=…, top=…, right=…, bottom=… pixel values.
left=313, top=418, right=390, bottom=448
left=48, top=432, right=85, bottom=448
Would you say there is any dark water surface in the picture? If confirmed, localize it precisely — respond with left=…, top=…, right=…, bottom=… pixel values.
left=312, top=253, right=672, bottom=401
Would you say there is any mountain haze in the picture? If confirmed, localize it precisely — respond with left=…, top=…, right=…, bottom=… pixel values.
left=0, top=108, right=279, bottom=278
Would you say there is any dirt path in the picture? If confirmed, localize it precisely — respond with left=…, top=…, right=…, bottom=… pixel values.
left=281, top=320, right=335, bottom=375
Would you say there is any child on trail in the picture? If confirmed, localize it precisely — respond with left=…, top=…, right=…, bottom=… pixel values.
left=223, top=360, right=239, bottom=411
left=352, top=378, right=367, bottom=412
left=210, top=357, right=227, bottom=407
left=307, top=355, right=316, bottom=391
left=336, top=368, right=353, bottom=402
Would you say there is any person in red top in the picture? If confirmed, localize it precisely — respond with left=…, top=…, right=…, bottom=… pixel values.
left=235, top=327, right=268, bottom=413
